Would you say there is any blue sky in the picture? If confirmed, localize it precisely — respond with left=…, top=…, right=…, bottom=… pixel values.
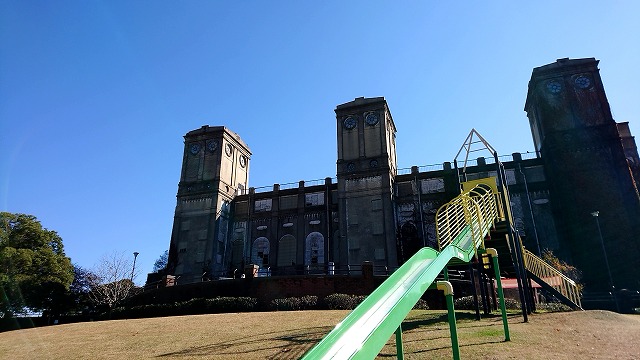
left=1, top=1, right=639, bottom=283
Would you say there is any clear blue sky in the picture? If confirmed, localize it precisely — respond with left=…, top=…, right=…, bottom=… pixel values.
left=1, top=1, right=639, bottom=283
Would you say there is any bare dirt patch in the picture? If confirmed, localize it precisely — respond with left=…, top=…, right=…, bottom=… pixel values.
left=0, top=310, right=638, bottom=359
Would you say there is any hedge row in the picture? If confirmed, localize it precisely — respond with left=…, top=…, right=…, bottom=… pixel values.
left=111, top=293, right=431, bottom=318
left=111, top=297, right=258, bottom=319
left=323, top=293, right=429, bottom=310
left=453, top=295, right=521, bottom=310
left=453, top=295, right=576, bottom=312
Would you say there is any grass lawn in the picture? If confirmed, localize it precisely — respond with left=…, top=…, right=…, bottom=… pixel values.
left=1, top=310, right=639, bottom=359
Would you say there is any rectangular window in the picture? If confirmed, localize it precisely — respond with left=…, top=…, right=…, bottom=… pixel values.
left=505, top=169, right=516, bottom=185
left=305, top=192, right=325, bottom=206
left=235, top=201, right=248, bottom=214
left=421, top=178, right=445, bottom=194
left=279, top=195, right=298, bottom=210
left=181, top=220, right=191, bottom=231
left=254, top=199, right=272, bottom=212
left=372, top=222, right=383, bottom=235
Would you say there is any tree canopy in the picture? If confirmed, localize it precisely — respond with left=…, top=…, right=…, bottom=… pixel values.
left=153, top=250, right=168, bottom=273
left=0, top=212, right=74, bottom=317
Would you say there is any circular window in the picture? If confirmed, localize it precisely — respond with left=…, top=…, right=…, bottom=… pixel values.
left=206, top=139, right=218, bottom=152
left=343, top=116, right=357, bottom=130
left=546, top=80, right=562, bottom=94
left=189, top=143, right=201, bottom=155
left=365, top=113, right=379, bottom=126
left=574, top=75, right=591, bottom=89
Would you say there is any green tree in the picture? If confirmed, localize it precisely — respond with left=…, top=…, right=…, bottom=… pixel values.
left=64, top=265, right=99, bottom=314
left=152, top=250, right=168, bottom=272
left=0, top=212, right=74, bottom=317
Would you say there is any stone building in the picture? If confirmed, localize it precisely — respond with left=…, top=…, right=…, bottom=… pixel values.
left=163, top=58, right=640, bottom=294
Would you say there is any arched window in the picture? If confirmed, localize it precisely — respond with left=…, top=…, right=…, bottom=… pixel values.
left=252, top=237, right=270, bottom=266
left=230, top=238, right=244, bottom=272
left=398, top=222, right=421, bottom=264
left=305, top=232, right=324, bottom=265
left=277, top=235, right=297, bottom=267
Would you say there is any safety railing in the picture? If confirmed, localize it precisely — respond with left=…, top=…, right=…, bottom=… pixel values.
left=436, top=183, right=499, bottom=251
left=523, top=248, right=582, bottom=308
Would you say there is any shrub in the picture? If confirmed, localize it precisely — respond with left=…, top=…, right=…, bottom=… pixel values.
left=324, top=294, right=353, bottom=310
left=536, top=302, right=571, bottom=312
left=413, top=299, right=429, bottom=310
left=323, top=293, right=426, bottom=310
left=300, top=295, right=319, bottom=309
left=453, top=296, right=475, bottom=310
left=205, top=297, right=257, bottom=313
left=270, top=296, right=318, bottom=311
left=324, top=294, right=366, bottom=310
left=504, top=298, right=520, bottom=310
left=453, top=296, right=520, bottom=310
left=182, top=298, right=208, bottom=315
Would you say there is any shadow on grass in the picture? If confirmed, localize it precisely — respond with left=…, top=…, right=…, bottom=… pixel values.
left=401, top=311, right=515, bottom=331
left=377, top=337, right=507, bottom=358
left=155, top=311, right=518, bottom=358
left=374, top=311, right=514, bottom=357
left=156, top=324, right=333, bottom=359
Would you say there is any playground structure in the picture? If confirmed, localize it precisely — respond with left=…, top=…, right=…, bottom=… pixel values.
left=301, top=179, right=509, bottom=359
left=302, top=133, right=583, bottom=359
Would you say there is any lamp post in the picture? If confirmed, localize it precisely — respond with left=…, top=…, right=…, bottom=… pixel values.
left=591, top=211, right=618, bottom=311
left=131, top=251, right=139, bottom=282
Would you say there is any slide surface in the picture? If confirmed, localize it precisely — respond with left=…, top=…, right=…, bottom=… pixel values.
left=301, top=226, right=478, bottom=359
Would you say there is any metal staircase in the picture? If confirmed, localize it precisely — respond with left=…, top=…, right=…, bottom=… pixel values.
left=523, top=248, right=582, bottom=309
left=452, top=129, right=582, bottom=312
left=437, top=177, right=583, bottom=311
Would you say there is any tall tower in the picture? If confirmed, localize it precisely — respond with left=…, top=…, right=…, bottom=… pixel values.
left=167, top=126, right=251, bottom=283
left=335, top=97, right=398, bottom=270
left=524, top=58, right=640, bottom=292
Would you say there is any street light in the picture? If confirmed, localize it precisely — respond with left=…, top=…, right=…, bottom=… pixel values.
left=131, top=251, right=139, bottom=282
left=591, top=211, right=618, bottom=311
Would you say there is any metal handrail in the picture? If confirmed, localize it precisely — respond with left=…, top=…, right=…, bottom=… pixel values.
left=436, top=183, right=498, bottom=251
left=523, top=249, right=582, bottom=308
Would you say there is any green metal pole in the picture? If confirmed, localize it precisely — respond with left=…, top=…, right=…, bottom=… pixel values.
left=487, top=248, right=510, bottom=341
left=395, top=324, right=404, bottom=360
left=438, top=281, right=460, bottom=360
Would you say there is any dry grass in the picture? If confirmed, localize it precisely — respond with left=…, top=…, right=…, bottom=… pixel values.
left=0, top=310, right=639, bottom=359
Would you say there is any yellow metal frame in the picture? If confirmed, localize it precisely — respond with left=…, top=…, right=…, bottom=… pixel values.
left=460, top=177, right=498, bottom=195
left=436, top=182, right=499, bottom=254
